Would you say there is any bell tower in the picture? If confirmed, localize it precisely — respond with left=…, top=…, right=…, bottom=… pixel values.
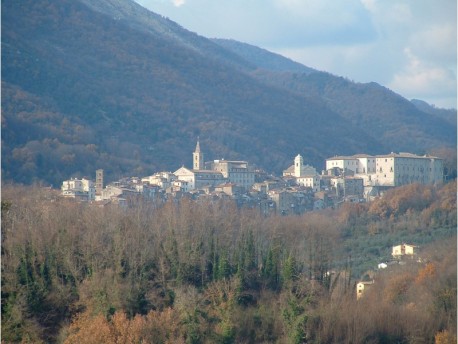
left=294, top=154, right=303, bottom=177
left=95, top=169, right=104, bottom=196
left=193, top=138, right=204, bottom=170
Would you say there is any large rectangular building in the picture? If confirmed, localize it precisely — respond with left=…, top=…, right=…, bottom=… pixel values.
left=208, top=160, right=255, bottom=190
left=326, top=154, right=376, bottom=175
left=61, top=178, right=95, bottom=201
left=326, top=153, right=443, bottom=187
left=373, top=153, right=443, bottom=186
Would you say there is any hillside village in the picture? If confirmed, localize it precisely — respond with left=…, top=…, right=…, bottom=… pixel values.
left=61, top=139, right=444, bottom=215
left=3, top=0, right=456, bottom=341
left=59, top=140, right=446, bottom=299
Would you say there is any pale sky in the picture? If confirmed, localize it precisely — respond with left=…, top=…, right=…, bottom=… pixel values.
left=135, top=0, right=457, bottom=109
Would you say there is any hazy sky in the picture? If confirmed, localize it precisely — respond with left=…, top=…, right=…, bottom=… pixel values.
left=135, top=0, right=457, bottom=109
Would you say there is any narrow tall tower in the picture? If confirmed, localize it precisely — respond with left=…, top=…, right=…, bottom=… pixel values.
left=294, top=154, right=303, bottom=178
left=193, top=138, right=204, bottom=170
left=95, top=169, right=104, bottom=196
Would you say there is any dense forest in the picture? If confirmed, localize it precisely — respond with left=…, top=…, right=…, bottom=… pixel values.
left=1, top=181, right=456, bottom=343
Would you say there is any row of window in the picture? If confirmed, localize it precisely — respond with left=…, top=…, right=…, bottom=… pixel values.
left=378, top=166, right=433, bottom=172
left=196, top=175, right=223, bottom=179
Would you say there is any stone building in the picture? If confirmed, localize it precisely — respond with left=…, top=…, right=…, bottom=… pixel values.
left=61, top=178, right=95, bottom=201
left=331, top=176, right=364, bottom=198
left=208, top=159, right=255, bottom=190
left=326, top=153, right=443, bottom=187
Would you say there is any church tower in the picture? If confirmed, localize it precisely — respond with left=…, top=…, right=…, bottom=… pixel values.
left=95, top=169, right=104, bottom=196
left=193, top=138, right=204, bottom=170
left=294, top=154, right=303, bottom=177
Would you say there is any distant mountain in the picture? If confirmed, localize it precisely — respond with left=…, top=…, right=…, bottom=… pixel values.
left=1, top=0, right=455, bottom=186
left=216, top=39, right=456, bottom=153
left=411, top=99, right=457, bottom=126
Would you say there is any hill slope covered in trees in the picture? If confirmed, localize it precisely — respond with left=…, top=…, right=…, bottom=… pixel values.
left=2, top=0, right=455, bottom=186
left=213, top=39, right=456, bottom=153
left=1, top=182, right=456, bottom=342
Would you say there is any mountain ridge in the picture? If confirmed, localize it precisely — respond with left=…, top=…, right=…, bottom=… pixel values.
left=212, top=38, right=316, bottom=74
left=215, top=39, right=456, bottom=152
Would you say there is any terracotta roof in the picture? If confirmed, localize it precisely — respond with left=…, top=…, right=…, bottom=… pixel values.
left=283, top=165, right=294, bottom=172
left=193, top=169, right=225, bottom=174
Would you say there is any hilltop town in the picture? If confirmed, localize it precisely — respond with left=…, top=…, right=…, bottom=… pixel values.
left=61, top=139, right=444, bottom=214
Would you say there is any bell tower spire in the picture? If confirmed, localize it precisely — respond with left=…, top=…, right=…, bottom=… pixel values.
left=193, top=137, right=204, bottom=170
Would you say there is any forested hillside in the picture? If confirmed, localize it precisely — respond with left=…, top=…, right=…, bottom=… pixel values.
left=1, top=0, right=380, bottom=186
left=2, top=0, right=455, bottom=186
left=254, top=72, right=456, bottom=152
left=214, top=39, right=457, bottom=152
left=2, top=181, right=456, bottom=343
left=411, top=99, right=457, bottom=126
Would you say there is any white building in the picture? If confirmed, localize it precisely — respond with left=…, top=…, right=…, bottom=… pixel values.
left=356, top=280, right=374, bottom=300
left=283, top=154, right=320, bottom=192
left=173, top=166, right=226, bottom=190
left=392, top=244, right=417, bottom=258
left=141, top=172, right=176, bottom=189
left=326, top=153, right=443, bottom=187
left=296, top=175, right=321, bottom=192
left=284, top=154, right=319, bottom=177
left=61, top=178, right=95, bottom=201
left=172, top=180, right=191, bottom=193
left=326, top=154, right=376, bottom=175
left=373, top=153, right=443, bottom=187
